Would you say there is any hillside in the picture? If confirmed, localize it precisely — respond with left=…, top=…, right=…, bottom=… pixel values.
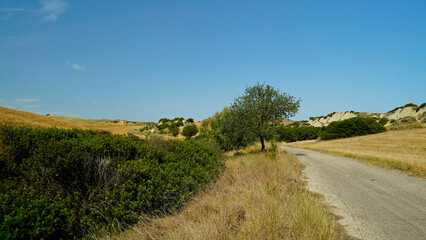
left=0, top=106, right=78, bottom=129
left=47, top=115, right=100, bottom=125
left=0, top=107, right=144, bottom=135
left=308, top=103, right=426, bottom=127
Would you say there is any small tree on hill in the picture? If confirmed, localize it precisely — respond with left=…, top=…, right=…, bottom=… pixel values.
left=182, top=124, right=198, bottom=139
left=231, top=82, right=300, bottom=151
left=170, top=126, right=180, bottom=137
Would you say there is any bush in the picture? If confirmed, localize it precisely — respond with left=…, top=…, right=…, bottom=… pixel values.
left=378, top=117, right=389, bottom=126
left=169, top=126, right=180, bottom=137
left=416, top=103, right=426, bottom=112
left=0, top=126, right=223, bottom=239
left=186, top=118, right=194, bottom=123
left=182, top=124, right=198, bottom=139
left=275, top=126, right=320, bottom=142
left=319, top=117, right=386, bottom=140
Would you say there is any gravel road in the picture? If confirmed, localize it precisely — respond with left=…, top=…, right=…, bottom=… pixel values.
left=282, top=146, right=426, bottom=240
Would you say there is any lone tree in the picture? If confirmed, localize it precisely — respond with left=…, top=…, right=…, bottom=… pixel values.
left=182, top=124, right=198, bottom=139
left=231, top=82, right=300, bottom=151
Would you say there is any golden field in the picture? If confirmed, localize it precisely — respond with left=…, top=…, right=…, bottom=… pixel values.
left=0, top=106, right=145, bottom=135
left=0, top=106, right=78, bottom=129
left=101, top=150, right=349, bottom=240
left=287, top=128, right=426, bottom=178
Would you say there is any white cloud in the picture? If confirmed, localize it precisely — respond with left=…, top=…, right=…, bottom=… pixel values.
left=71, top=63, right=86, bottom=71
left=0, top=0, right=69, bottom=22
left=38, top=0, right=70, bottom=22
left=0, top=8, right=26, bottom=20
left=92, top=101, right=99, bottom=105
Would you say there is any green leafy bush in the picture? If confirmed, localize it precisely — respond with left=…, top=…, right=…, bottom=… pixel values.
left=169, top=126, right=180, bottom=137
left=378, top=117, right=389, bottom=126
left=275, top=126, right=320, bottom=142
left=319, top=117, right=386, bottom=140
left=0, top=126, right=223, bottom=239
left=182, top=124, right=198, bottom=139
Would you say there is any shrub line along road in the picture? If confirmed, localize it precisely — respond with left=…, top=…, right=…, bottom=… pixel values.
left=281, top=146, right=426, bottom=240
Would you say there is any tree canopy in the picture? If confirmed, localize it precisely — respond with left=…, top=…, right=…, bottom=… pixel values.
left=231, top=82, right=300, bottom=151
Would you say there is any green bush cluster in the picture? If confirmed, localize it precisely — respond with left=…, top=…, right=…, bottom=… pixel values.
left=0, top=126, right=223, bottom=239
left=275, top=126, right=321, bottom=142
left=319, top=117, right=386, bottom=140
left=157, top=117, right=189, bottom=135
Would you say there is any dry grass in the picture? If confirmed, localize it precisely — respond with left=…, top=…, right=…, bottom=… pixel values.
left=100, top=150, right=349, bottom=240
left=0, top=106, right=145, bottom=135
left=47, top=115, right=101, bottom=125
left=0, top=106, right=78, bottom=129
left=287, top=128, right=426, bottom=178
left=79, top=124, right=144, bottom=135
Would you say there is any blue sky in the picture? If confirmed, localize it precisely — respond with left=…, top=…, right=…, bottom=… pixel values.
left=1, top=0, right=425, bottom=122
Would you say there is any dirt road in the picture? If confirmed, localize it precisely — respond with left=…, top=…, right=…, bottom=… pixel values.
left=282, top=146, right=426, bottom=240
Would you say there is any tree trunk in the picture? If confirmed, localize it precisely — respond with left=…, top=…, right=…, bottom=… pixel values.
left=260, top=135, right=266, bottom=152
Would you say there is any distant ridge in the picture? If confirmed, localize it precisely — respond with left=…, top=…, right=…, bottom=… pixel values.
left=307, top=103, right=426, bottom=127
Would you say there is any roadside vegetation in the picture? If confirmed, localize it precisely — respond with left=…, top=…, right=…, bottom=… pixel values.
left=198, top=82, right=300, bottom=151
left=288, top=128, right=426, bottom=178
left=0, top=126, right=224, bottom=239
left=103, top=149, right=349, bottom=240
left=6, top=82, right=414, bottom=239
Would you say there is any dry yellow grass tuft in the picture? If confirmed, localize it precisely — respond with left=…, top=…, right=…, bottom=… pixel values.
left=101, top=151, right=349, bottom=240
left=287, top=128, right=426, bottom=178
left=0, top=106, right=78, bottom=129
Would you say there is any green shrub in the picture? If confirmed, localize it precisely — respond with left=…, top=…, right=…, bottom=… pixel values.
left=416, top=103, right=426, bottom=112
left=319, top=117, right=386, bottom=140
left=326, top=112, right=336, bottom=117
left=379, top=117, right=389, bottom=126
left=182, top=124, right=198, bottom=139
left=170, top=126, right=180, bottom=137
left=186, top=118, right=194, bottom=123
left=0, top=126, right=223, bottom=239
left=157, top=123, right=169, bottom=131
left=275, top=126, right=320, bottom=142
left=404, top=103, right=418, bottom=108
left=388, top=103, right=419, bottom=113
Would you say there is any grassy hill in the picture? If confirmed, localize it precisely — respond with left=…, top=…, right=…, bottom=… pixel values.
left=0, top=106, right=78, bottom=129
left=47, top=115, right=100, bottom=125
left=0, top=106, right=144, bottom=135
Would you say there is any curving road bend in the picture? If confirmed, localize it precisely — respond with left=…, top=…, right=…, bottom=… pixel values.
left=281, top=146, right=426, bottom=240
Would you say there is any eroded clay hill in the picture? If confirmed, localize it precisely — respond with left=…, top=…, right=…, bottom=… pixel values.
left=308, top=103, right=426, bottom=127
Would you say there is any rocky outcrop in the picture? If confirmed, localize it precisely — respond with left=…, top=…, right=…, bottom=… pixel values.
left=308, top=112, right=358, bottom=127
left=307, top=104, right=426, bottom=127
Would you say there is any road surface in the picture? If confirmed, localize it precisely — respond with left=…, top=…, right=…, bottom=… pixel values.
left=282, top=146, right=426, bottom=240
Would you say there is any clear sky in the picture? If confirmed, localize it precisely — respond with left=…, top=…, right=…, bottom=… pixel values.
left=1, top=0, right=425, bottom=122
